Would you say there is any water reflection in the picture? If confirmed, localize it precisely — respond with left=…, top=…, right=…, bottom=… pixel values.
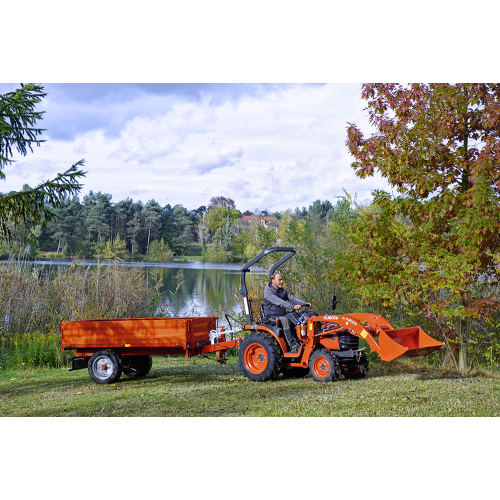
left=28, top=259, right=266, bottom=318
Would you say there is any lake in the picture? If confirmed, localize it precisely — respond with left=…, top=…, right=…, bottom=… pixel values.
left=29, top=259, right=267, bottom=319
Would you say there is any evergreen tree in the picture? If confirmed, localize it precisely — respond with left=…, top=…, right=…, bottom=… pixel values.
left=171, top=205, right=194, bottom=254
left=143, top=199, right=163, bottom=257
left=127, top=211, right=144, bottom=256
left=82, top=191, right=113, bottom=255
left=0, top=83, right=85, bottom=242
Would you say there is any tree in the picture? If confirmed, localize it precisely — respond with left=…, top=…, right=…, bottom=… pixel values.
left=161, top=203, right=175, bottom=249
left=206, top=205, right=240, bottom=246
left=44, top=195, right=83, bottom=255
left=277, top=209, right=294, bottom=245
left=293, top=206, right=308, bottom=219
left=114, top=197, right=137, bottom=249
left=343, top=83, right=500, bottom=372
left=143, top=199, right=163, bottom=258
left=148, top=238, right=172, bottom=261
left=171, top=205, right=194, bottom=254
left=197, top=211, right=209, bottom=256
left=103, top=233, right=128, bottom=260
left=326, top=196, right=357, bottom=224
left=256, top=223, right=277, bottom=249
left=0, top=83, right=85, bottom=242
left=207, top=196, right=236, bottom=210
left=308, top=199, right=333, bottom=224
left=127, top=211, right=144, bottom=255
left=82, top=191, right=113, bottom=256
left=231, top=230, right=252, bottom=258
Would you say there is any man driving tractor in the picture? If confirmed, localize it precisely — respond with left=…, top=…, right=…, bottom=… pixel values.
left=263, top=273, right=311, bottom=352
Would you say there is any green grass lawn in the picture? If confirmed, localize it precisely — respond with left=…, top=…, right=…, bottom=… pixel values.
left=1, top=356, right=499, bottom=417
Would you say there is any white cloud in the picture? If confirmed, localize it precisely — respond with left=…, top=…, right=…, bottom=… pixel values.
left=3, top=84, right=389, bottom=211
left=187, top=142, right=243, bottom=175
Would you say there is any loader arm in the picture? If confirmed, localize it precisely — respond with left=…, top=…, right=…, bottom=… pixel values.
left=310, top=314, right=444, bottom=362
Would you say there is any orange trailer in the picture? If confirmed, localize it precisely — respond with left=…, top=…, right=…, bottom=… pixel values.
left=61, top=316, right=242, bottom=384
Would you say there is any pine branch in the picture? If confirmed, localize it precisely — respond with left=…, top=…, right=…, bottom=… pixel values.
left=0, top=83, right=47, bottom=173
left=0, top=159, right=87, bottom=243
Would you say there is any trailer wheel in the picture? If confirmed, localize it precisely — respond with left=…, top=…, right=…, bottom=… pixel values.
left=123, top=355, right=153, bottom=378
left=239, top=332, right=282, bottom=382
left=309, top=349, right=340, bottom=382
left=88, top=351, right=122, bottom=384
left=341, top=354, right=369, bottom=379
left=281, top=366, right=309, bottom=378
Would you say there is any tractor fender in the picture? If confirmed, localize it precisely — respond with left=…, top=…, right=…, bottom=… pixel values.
left=243, top=324, right=287, bottom=354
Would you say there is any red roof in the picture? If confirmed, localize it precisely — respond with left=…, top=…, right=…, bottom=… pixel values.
left=240, top=216, right=279, bottom=224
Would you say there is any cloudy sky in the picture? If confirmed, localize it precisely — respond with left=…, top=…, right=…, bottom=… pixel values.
left=1, top=82, right=392, bottom=213
left=3, top=2, right=494, bottom=215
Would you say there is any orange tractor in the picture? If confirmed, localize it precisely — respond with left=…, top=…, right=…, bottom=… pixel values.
left=237, top=247, right=444, bottom=382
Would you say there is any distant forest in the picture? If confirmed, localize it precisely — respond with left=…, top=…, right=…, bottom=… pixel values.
left=0, top=190, right=355, bottom=262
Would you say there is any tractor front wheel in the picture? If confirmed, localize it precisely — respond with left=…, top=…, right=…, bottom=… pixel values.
left=309, top=349, right=340, bottom=382
left=239, top=333, right=282, bottom=382
left=340, top=354, right=369, bottom=379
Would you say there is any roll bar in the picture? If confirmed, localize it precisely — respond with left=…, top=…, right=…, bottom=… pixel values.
left=240, top=247, right=296, bottom=324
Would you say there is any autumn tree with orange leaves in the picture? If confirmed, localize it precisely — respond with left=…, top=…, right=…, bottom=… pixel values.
left=339, top=83, right=500, bottom=372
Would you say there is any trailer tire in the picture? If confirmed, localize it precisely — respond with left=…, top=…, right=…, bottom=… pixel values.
left=309, top=348, right=340, bottom=382
left=239, top=332, right=282, bottom=382
left=88, top=351, right=122, bottom=384
left=123, top=355, right=153, bottom=378
left=341, top=354, right=369, bottom=379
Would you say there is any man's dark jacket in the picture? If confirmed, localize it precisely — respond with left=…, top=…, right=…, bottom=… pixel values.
left=262, top=283, right=307, bottom=318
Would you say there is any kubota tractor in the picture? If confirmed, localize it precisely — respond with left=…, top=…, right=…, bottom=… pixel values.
left=238, top=247, right=444, bottom=382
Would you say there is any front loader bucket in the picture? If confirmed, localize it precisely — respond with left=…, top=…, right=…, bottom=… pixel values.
left=377, top=327, right=444, bottom=362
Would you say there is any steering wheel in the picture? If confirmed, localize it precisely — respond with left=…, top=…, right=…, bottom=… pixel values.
left=288, top=304, right=310, bottom=314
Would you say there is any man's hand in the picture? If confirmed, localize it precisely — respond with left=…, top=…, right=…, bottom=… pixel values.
left=294, top=303, right=311, bottom=310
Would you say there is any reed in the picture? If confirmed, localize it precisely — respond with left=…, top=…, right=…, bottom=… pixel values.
left=0, top=258, right=163, bottom=368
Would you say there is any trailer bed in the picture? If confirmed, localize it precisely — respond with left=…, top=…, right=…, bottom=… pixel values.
left=61, top=316, right=219, bottom=351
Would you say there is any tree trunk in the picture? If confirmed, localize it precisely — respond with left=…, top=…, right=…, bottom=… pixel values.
left=146, top=228, right=151, bottom=259
left=461, top=85, right=470, bottom=193
left=458, top=318, right=468, bottom=373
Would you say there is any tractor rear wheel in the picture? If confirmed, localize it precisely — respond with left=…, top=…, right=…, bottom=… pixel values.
left=88, top=350, right=122, bottom=384
left=239, top=332, right=283, bottom=382
left=123, top=355, right=153, bottom=378
left=309, top=349, right=340, bottom=382
left=340, top=354, right=369, bottom=379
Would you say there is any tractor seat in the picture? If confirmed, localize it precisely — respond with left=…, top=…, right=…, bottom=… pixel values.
left=259, top=304, right=267, bottom=322
left=258, top=304, right=283, bottom=337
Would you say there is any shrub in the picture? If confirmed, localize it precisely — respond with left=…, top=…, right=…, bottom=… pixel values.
left=0, top=331, right=74, bottom=369
left=204, top=243, right=232, bottom=263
